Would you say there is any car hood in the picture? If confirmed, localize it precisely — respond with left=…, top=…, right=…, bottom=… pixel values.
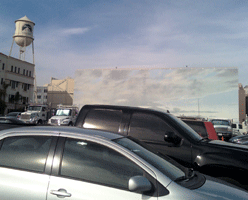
left=166, top=178, right=248, bottom=200
left=22, top=111, right=39, bottom=114
left=50, top=116, right=70, bottom=120
left=206, top=139, right=248, bottom=150
left=213, top=125, right=231, bottom=128
left=194, top=176, right=248, bottom=199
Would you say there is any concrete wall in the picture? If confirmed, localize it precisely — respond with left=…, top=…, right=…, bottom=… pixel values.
left=74, top=67, right=238, bottom=121
left=47, top=77, right=74, bottom=108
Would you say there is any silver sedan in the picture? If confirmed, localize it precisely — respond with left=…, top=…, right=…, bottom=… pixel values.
left=0, top=126, right=247, bottom=200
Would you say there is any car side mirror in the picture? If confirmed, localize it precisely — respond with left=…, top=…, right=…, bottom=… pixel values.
left=128, top=176, right=152, bottom=193
left=164, top=131, right=183, bottom=146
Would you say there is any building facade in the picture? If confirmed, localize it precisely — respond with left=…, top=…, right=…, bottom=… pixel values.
left=0, top=52, right=34, bottom=115
left=36, top=85, right=48, bottom=105
left=46, top=77, right=74, bottom=109
left=239, top=84, right=247, bottom=123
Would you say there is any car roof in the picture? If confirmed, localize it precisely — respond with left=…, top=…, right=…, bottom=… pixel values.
left=7, top=112, right=21, bottom=114
left=0, top=126, right=124, bottom=140
left=82, top=104, right=171, bottom=115
left=0, top=116, right=25, bottom=122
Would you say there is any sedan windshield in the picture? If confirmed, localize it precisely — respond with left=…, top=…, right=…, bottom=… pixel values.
left=56, top=109, right=71, bottom=116
left=28, top=106, right=42, bottom=111
left=113, top=137, right=185, bottom=181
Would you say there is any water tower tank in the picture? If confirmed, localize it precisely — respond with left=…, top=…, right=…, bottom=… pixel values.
left=13, top=16, right=35, bottom=47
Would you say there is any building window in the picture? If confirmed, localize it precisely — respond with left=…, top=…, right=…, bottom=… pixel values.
left=18, top=68, right=20, bottom=74
left=44, top=88, right=47, bottom=93
left=2, top=63, right=5, bottom=70
left=22, top=97, right=26, bottom=104
left=9, top=95, right=15, bottom=103
left=11, top=81, right=16, bottom=89
left=15, top=67, right=17, bottom=73
left=37, top=95, right=41, bottom=99
left=1, top=78, right=3, bottom=85
left=11, top=66, right=13, bottom=72
left=23, top=83, right=27, bottom=91
left=23, top=69, right=25, bottom=75
left=26, top=70, right=28, bottom=76
left=29, top=71, right=31, bottom=77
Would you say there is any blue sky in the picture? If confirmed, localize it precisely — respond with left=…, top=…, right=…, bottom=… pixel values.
left=0, top=0, right=248, bottom=87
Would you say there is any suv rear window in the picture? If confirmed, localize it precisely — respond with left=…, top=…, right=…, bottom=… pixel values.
left=83, top=109, right=123, bottom=133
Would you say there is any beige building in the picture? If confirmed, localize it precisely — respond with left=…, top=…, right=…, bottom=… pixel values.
left=47, top=77, right=74, bottom=108
left=239, top=83, right=247, bottom=123
left=36, top=85, right=48, bottom=105
left=0, top=52, right=34, bottom=115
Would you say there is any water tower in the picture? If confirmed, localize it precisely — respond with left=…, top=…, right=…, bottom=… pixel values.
left=9, top=16, right=35, bottom=63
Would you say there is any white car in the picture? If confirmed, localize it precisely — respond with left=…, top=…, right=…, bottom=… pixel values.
left=0, top=126, right=247, bottom=199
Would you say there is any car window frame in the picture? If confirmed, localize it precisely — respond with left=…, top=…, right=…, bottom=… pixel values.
left=51, top=135, right=162, bottom=195
left=0, top=134, right=58, bottom=175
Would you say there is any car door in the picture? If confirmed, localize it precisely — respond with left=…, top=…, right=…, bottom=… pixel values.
left=128, top=112, right=192, bottom=166
left=47, top=137, right=158, bottom=200
left=0, top=135, right=56, bottom=200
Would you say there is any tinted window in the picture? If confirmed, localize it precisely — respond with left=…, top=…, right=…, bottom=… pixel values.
left=61, top=138, right=143, bottom=189
left=0, top=136, right=52, bottom=172
left=183, top=121, right=208, bottom=138
left=129, top=112, right=174, bottom=142
left=83, top=109, right=122, bottom=133
left=114, top=137, right=185, bottom=180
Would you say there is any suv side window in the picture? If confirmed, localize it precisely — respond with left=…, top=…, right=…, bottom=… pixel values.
left=60, top=138, right=144, bottom=189
left=129, top=112, right=175, bottom=142
left=183, top=121, right=208, bottom=138
left=83, top=109, right=123, bottom=133
left=0, top=136, right=52, bottom=172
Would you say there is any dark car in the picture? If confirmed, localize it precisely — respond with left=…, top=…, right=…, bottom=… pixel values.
left=75, top=104, right=248, bottom=190
left=5, top=112, right=22, bottom=119
left=229, top=135, right=248, bottom=144
left=0, top=116, right=34, bottom=130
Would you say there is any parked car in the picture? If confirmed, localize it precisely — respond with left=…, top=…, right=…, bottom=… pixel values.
left=181, top=119, right=219, bottom=140
left=0, top=126, right=247, bottom=199
left=232, top=123, right=247, bottom=136
left=75, top=104, right=248, bottom=190
left=229, top=135, right=248, bottom=145
left=0, top=116, right=35, bottom=130
left=5, top=111, right=22, bottom=119
left=209, top=118, right=234, bottom=141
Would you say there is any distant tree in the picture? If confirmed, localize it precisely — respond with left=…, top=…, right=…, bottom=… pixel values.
left=0, top=82, right=10, bottom=115
left=0, top=81, right=10, bottom=100
left=14, top=91, right=22, bottom=110
left=0, top=100, right=7, bottom=116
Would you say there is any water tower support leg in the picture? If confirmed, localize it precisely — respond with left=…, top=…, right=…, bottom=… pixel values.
left=9, top=38, right=15, bottom=57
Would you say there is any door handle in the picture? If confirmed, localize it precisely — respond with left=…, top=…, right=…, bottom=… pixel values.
left=50, top=188, right=72, bottom=198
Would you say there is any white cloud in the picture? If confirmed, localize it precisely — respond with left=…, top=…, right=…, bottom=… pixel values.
left=60, top=27, right=92, bottom=36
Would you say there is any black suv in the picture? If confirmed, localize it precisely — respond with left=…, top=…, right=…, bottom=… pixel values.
left=75, top=104, right=248, bottom=190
